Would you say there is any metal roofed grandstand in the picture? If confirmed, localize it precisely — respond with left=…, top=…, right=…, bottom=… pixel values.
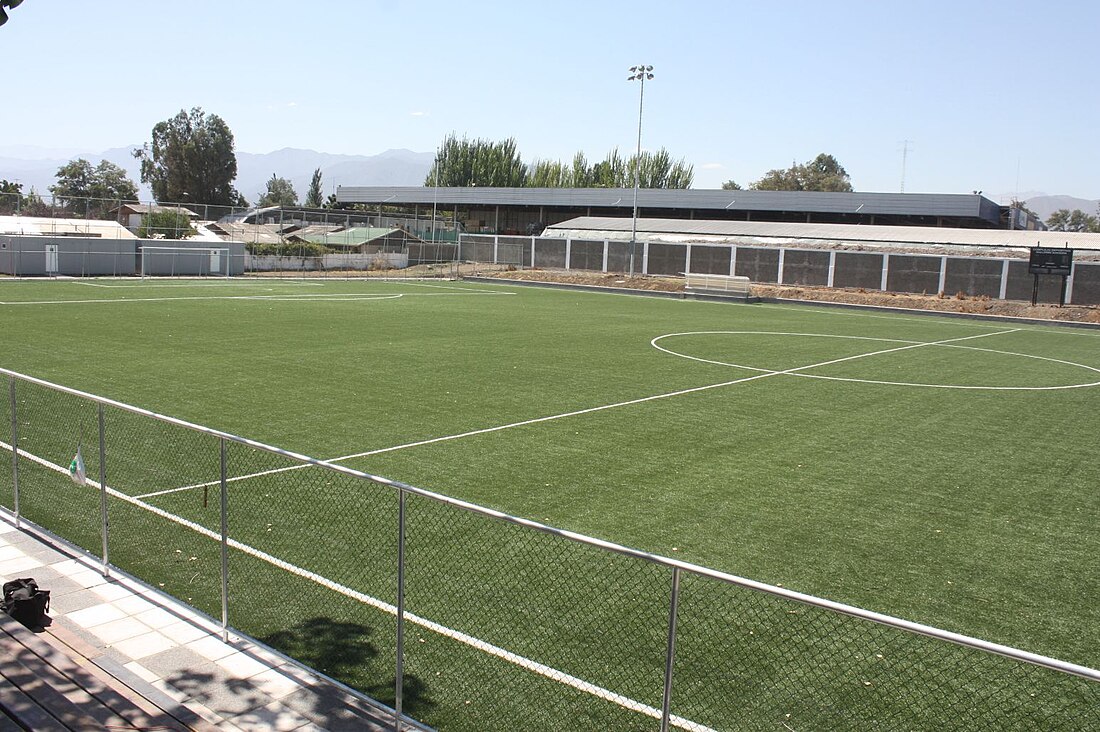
left=542, top=216, right=1100, bottom=253
left=336, top=186, right=1015, bottom=229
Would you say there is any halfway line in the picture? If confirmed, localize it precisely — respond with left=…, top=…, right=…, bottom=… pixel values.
left=134, top=328, right=1018, bottom=500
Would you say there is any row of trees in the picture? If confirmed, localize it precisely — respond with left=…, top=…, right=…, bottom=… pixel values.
left=133, top=106, right=323, bottom=209
left=254, top=168, right=330, bottom=208
left=6, top=106, right=1095, bottom=232
left=721, top=153, right=853, bottom=192
left=0, top=105, right=329, bottom=219
left=1045, top=207, right=1100, bottom=233
left=1, top=162, right=139, bottom=218
left=424, top=134, right=695, bottom=189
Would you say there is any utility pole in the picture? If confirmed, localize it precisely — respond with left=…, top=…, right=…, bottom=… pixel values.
left=899, top=140, right=913, bottom=193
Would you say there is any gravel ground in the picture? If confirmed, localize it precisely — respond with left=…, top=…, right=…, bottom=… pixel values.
left=476, top=268, right=1100, bottom=325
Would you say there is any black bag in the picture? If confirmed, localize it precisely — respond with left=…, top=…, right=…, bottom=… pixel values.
left=2, top=577, right=51, bottom=629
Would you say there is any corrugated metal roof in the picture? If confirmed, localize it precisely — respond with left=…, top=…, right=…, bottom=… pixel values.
left=336, top=186, right=999, bottom=222
left=0, top=216, right=137, bottom=239
left=294, top=227, right=401, bottom=246
left=543, top=216, right=1100, bottom=251
left=115, top=204, right=199, bottom=218
left=206, top=222, right=283, bottom=244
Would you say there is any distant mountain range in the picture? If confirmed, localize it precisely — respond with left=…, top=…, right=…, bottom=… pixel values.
left=1018, top=195, right=1099, bottom=222
left=0, top=145, right=434, bottom=206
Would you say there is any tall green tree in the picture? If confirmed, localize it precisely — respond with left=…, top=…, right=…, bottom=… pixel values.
left=424, top=135, right=693, bottom=190
left=135, top=107, right=241, bottom=206
left=528, top=159, right=568, bottom=188
left=569, top=152, right=593, bottom=188
left=49, top=159, right=139, bottom=218
left=0, top=179, right=28, bottom=214
left=591, top=149, right=627, bottom=187
left=751, top=153, right=853, bottom=192
left=19, top=187, right=51, bottom=216
left=721, top=180, right=742, bottom=190
left=425, top=134, right=528, bottom=187
left=305, top=167, right=324, bottom=208
left=257, top=175, right=299, bottom=207
left=628, top=148, right=694, bottom=189
left=1045, top=208, right=1100, bottom=233
left=137, top=209, right=197, bottom=239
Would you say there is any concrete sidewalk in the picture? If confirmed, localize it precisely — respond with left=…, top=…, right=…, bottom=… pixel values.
left=0, top=513, right=416, bottom=731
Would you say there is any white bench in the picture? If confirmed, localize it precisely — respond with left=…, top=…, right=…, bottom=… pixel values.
left=684, top=272, right=751, bottom=297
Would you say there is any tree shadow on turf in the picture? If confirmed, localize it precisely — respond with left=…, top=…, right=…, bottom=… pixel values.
left=160, top=615, right=433, bottom=728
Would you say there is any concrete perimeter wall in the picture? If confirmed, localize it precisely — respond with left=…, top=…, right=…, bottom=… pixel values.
left=0, top=236, right=136, bottom=276
left=460, top=234, right=1100, bottom=306
left=0, top=236, right=246, bottom=277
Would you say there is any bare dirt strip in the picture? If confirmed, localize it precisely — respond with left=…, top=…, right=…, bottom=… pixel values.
left=478, top=268, right=1100, bottom=324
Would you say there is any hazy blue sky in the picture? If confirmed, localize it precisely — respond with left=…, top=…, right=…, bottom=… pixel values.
left=2, top=0, right=1097, bottom=198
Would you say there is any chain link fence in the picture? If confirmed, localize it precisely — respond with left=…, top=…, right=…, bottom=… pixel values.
left=1, top=192, right=462, bottom=279
left=3, top=368, right=1098, bottom=731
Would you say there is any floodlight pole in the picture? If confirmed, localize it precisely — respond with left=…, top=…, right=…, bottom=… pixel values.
left=431, top=174, right=438, bottom=245
left=628, top=65, right=653, bottom=278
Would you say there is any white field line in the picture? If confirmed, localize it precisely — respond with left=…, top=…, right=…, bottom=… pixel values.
left=133, top=328, right=1022, bottom=501
left=0, top=291, right=514, bottom=306
left=74, top=281, right=324, bottom=289
left=652, top=330, right=1100, bottom=391
left=1, top=440, right=714, bottom=732
left=396, top=281, right=510, bottom=294
left=324, top=328, right=1022, bottom=461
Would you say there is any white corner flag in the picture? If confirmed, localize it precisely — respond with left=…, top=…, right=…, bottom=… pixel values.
left=69, top=446, right=87, bottom=486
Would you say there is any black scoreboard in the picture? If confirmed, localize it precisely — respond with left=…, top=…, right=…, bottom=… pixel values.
left=1028, top=247, right=1074, bottom=276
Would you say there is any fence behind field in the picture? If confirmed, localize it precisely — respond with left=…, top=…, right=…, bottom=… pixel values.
left=2, top=368, right=1098, bottom=731
left=457, top=234, right=1100, bottom=306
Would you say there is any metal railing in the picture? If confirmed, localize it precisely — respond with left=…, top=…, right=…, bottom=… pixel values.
left=2, top=367, right=1098, bottom=731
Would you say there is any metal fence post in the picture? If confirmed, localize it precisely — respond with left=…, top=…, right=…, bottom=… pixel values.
left=219, top=437, right=230, bottom=643
left=98, top=404, right=109, bottom=575
left=8, top=376, right=19, bottom=527
left=660, top=567, right=681, bottom=732
left=395, top=487, right=407, bottom=731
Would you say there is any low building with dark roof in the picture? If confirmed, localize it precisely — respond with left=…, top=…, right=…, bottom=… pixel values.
left=114, top=203, right=199, bottom=231
left=335, top=186, right=1044, bottom=234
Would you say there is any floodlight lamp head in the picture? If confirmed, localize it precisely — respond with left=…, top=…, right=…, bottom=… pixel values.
left=630, top=65, right=638, bottom=72
left=646, top=73, right=654, bottom=80
left=645, top=65, right=653, bottom=71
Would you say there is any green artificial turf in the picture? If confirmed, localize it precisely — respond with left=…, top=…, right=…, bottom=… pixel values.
left=1, top=277, right=1097, bottom=730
